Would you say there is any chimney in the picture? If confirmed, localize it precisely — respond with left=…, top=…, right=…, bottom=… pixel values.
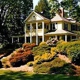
left=58, top=7, right=64, bottom=17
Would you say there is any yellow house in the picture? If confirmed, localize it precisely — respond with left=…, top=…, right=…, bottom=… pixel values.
left=12, top=10, right=80, bottom=45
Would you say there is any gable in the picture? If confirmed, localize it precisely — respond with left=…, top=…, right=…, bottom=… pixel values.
left=26, top=11, right=45, bottom=22
left=51, top=13, right=69, bottom=22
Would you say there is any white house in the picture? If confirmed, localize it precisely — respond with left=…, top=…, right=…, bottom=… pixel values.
left=12, top=9, right=80, bottom=45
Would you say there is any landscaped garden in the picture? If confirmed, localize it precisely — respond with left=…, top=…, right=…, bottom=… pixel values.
left=0, top=38, right=80, bottom=80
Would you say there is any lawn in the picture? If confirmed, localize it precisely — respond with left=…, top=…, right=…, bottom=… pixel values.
left=0, top=70, right=80, bottom=80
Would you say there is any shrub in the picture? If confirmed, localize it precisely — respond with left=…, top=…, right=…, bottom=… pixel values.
left=56, top=41, right=80, bottom=65
left=33, top=63, right=50, bottom=73
left=1, top=57, right=11, bottom=68
left=50, top=63, right=76, bottom=75
left=27, top=61, right=34, bottom=67
left=33, top=57, right=66, bottom=73
left=32, top=44, right=50, bottom=56
left=46, top=38, right=58, bottom=46
left=51, top=47, right=58, bottom=53
left=0, top=43, right=22, bottom=56
left=9, top=51, right=34, bottom=67
left=1, top=57, right=8, bottom=64
left=34, top=52, right=56, bottom=64
left=22, top=43, right=36, bottom=51
left=34, top=55, right=43, bottom=64
left=39, top=42, right=47, bottom=46
left=1, top=43, right=36, bottom=67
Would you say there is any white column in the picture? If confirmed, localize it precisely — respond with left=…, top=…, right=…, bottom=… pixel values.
left=24, top=24, right=27, bottom=43
left=36, top=22, right=38, bottom=45
left=55, top=35, right=57, bottom=40
left=49, top=24, right=50, bottom=30
left=30, top=23, right=32, bottom=43
left=42, top=22, right=44, bottom=42
left=12, top=37, right=13, bottom=43
left=65, top=35, right=67, bottom=42
left=17, top=37, right=19, bottom=42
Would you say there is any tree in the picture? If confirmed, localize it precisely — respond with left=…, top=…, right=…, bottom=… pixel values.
left=61, top=0, right=80, bottom=22
left=35, top=0, right=50, bottom=18
left=48, top=0, right=60, bottom=18
left=0, top=0, right=33, bottom=44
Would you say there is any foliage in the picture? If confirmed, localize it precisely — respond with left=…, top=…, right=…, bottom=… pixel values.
left=9, top=51, right=33, bottom=67
left=39, top=42, right=47, bottom=46
left=34, top=52, right=56, bottom=64
left=1, top=57, right=11, bottom=68
left=57, top=41, right=80, bottom=65
left=51, top=47, right=58, bottom=53
left=46, top=38, right=58, bottom=46
left=0, top=0, right=33, bottom=43
left=61, top=0, right=80, bottom=21
left=1, top=43, right=35, bottom=67
left=0, top=43, right=22, bottom=55
left=32, top=44, right=50, bottom=56
left=49, top=0, right=60, bottom=18
left=27, top=61, right=34, bottom=67
left=35, top=0, right=50, bottom=18
left=22, top=43, right=36, bottom=51
left=50, top=63, right=76, bottom=75
left=33, top=57, right=66, bottom=73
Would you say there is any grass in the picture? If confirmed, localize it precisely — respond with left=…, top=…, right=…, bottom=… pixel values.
left=0, top=70, right=80, bottom=80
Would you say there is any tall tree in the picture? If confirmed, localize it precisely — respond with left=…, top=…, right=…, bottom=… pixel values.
left=35, top=0, right=50, bottom=18
left=61, top=0, right=80, bottom=22
left=0, top=0, right=33, bottom=44
left=49, top=0, right=60, bottom=18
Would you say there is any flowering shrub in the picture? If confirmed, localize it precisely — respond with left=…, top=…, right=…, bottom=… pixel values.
left=39, top=42, right=47, bottom=46
left=46, top=38, right=58, bottom=46
left=22, top=43, right=36, bottom=51
left=9, top=50, right=34, bottom=67
left=1, top=43, right=36, bottom=67
left=34, top=52, right=56, bottom=64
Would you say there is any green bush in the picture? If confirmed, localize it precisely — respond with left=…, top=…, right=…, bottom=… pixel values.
left=57, top=41, right=80, bottom=53
left=57, top=41, right=80, bottom=63
left=0, top=43, right=22, bottom=55
left=32, top=44, right=50, bottom=56
left=50, top=63, right=76, bottom=75
left=27, top=61, right=34, bottom=67
left=33, top=57, right=66, bottom=73
left=34, top=52, right=56, bottom=64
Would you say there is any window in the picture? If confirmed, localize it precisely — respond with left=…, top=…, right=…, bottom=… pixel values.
left=38, top=24, right=42, bottom=29
left=71, top=24, right=77, bottom=31
left=27, top=37, right=30, bottom=42
left=50, top=23, right=56, bottom=31
left=27, top=26, right=30, bottom=30
left=64, top=23, right=68, bottom=30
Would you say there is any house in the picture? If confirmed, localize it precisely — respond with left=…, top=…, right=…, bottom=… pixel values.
left=12, top=8, right=80, bottom=45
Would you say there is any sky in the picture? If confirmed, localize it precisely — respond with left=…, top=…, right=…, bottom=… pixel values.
left=33, top=0, right=62, bottom=9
